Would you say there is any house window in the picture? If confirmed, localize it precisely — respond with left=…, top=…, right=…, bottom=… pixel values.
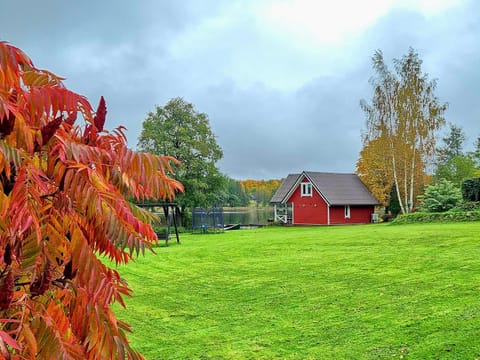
left=344, top=205, right=350, bottom=219
left=301, top=182, right=312, bottom=197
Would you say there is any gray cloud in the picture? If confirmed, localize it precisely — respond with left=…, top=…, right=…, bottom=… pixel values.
left=1, top=0, right=479, bottom=179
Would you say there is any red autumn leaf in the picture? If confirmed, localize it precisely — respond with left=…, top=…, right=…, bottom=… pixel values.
left=93, top=96, right=107, bottom=132
left=0, top=41, right=183, bottom=359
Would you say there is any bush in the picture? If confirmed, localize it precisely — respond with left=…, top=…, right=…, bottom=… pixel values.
left=451, top=201, right=480, bottom=212
left=417, top=179, right=462, bottom=212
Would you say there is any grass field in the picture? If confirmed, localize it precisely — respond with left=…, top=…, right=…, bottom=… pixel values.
left=111, top=222, right=480, bottom=359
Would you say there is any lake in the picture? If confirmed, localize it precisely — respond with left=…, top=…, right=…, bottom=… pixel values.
left=223, top=207, right=274, bottom=226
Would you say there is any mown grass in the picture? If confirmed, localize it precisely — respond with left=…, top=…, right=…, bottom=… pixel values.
left=111, top=222, right=480, bottom=359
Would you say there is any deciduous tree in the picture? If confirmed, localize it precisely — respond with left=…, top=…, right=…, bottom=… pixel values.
left=0, top=41, right=182, bottom=359
left=138, top=98, right=223, bottom=224
left=224, top=178, right=250, bottom=207
left=471, top=136, right=480, bottom=167
left=360, top=48, right=447, bottom=213
left=356, top=138, right=393, bottom=206
left=434, top=124, right=478, bottom=185
left=239, top=179, right=281, bottom=206
left=435, top=155, right=477, bottom=186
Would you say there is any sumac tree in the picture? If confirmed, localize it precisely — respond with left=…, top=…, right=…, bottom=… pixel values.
left=0, top=42, right=182, bottom=359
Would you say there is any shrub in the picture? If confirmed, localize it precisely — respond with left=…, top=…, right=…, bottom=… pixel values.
left=417, top=179, right=462, bottom=212
left=451, top=201, right=480, bottom=212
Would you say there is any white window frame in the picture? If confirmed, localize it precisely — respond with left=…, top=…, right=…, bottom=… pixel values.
left=344, top=205, right=350, bottom=219
left=301, top=182, right=312, bottom=197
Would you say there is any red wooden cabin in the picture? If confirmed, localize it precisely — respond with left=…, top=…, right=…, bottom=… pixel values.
left=270, top=171, right=379, bottom=225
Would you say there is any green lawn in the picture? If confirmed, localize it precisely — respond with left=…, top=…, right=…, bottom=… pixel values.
left=111, top=222, right=480, bottom=359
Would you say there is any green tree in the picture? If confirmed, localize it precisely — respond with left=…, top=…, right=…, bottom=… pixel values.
left=224, top=178, right=250, bottom=207
left=471, top=136, right=480, bottom=167
left=435, top=155, right=477, bottom=186
left=386, top=185, right=402, bottom=217
left=360, top=48, right=447, bottom=213
left=437, top=124, right=466, bottom=165
left=436, top=123, right=466, bottom=164
left=138, top=98, right=224, bottom=224
left=417, top=179, right=462, bottom=212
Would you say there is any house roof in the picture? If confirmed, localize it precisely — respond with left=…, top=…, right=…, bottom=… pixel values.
left=270, top=173, right=300, bottom=203
left=270, top=171, right=380, bottom=206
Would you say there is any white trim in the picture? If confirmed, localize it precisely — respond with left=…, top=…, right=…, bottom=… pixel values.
left=327, top=204, right=330, bottom=225
left=282, top=171, right=331, bottom=205
left=302, top=172, right=332, bottom=205
left=274, top=203, right=288, bottom=224
left=291, top=202, right=294, bottom=225
left=281, top=174, right=303, bottom=203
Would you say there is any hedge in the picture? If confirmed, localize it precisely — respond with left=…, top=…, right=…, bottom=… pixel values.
left=462, top=178, right=480, bottom=202
left=391, top=210, right=480, bottom=224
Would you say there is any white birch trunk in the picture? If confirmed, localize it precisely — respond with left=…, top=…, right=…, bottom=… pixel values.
left=390, top=145, right=406, bottom=214
left=403, top=152, right=408, bottom=213
left=408, top=146, right=416, bottom=213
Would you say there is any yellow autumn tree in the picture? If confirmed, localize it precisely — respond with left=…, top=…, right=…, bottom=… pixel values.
left=239, top=179, right=281, bottom=206
left=356, top=138, right=393, bottom=206
left=359, top=48, right=447, bottom=213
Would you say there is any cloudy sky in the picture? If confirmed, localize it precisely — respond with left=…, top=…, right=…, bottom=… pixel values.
left=2, top=0, right=479, bottom=179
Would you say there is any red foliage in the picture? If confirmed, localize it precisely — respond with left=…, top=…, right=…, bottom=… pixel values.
left=0, top=41, right=183, bottom=359
left=94, top=96, right=107, bottom=132
left=30, top=262, right=53, bottom=297
left=3, top=243, right=12, bottom=266
left=41, top=115, right=63, bottom=145
left=0, top=271, right=14, bottom=310
left=0, top=112, right=15, bottom=138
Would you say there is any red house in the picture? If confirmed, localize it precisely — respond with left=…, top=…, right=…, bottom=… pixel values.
left=270, top=171, right=379, bottom=225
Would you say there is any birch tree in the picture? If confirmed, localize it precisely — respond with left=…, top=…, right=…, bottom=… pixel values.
left=359, top=48, right=447, bottom=213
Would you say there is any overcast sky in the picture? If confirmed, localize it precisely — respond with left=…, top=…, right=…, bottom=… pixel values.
left=2, top=0, right=479, bottom=179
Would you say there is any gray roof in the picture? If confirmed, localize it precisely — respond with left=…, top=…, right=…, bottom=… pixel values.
left=270, top=171, right=379, bottom=206
left=270, top=173, right=300, bottom=203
